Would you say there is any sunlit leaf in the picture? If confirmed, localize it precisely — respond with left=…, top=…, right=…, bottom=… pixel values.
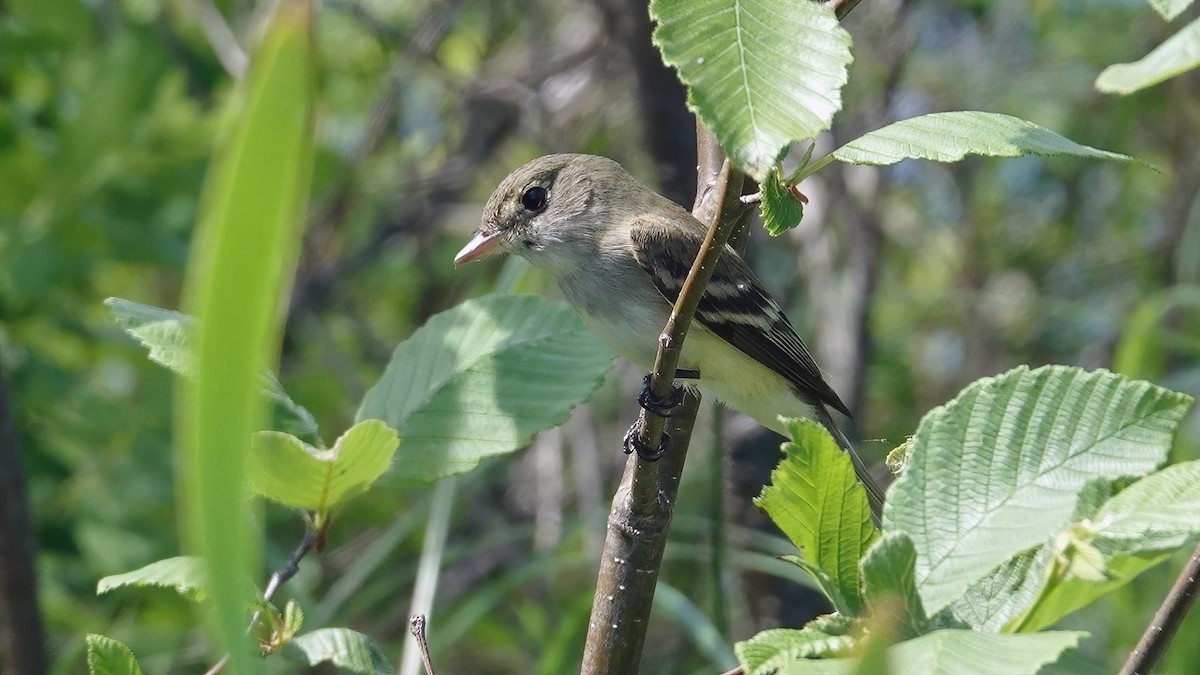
left=829, top=112, right=1144, bottom=169
left=97, top=556, right=210, bottom=603
left=247, top=420, right=398, bottom=511
left=756, top=418, right=877, bottom=615
left=1096, top=16, right=1200, bottom=94
left=884, top=365, right=1192, bottom=615
left=651, top=0, right=852, bottom=181
left=745, top=630, right=1084, bottom=675
left=1147, top=0, right=1194, bottom=21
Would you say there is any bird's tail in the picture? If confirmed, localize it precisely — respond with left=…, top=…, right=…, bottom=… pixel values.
left=814, top=405, right=885, bottom=524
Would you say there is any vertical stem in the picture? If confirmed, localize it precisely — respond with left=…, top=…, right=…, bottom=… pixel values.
left=0, top=364, right=48, bottom=675
left=398, top=479, right=456, bottom=675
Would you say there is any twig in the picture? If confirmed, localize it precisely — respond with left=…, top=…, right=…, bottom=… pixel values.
left=0, top=364, right=48, bottom=675
left=408, top=616, right=437, bottom=675
left=580, top=124, right=743, bottom=674
left=1119, top=539, right=1200, bottom=675
left=193, top=0, right=248, bottom=79
left=203, top=519, right=322, bottom=674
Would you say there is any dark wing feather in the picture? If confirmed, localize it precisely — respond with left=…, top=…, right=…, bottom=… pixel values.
left=628, top=216, right=851, bottom=417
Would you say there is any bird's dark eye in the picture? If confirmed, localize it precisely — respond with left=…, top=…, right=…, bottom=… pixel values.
left=521, top=186, right=548, bottom=213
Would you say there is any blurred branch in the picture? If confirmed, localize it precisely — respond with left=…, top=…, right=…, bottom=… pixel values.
left=1119, top=540, right=1200, bottom=675
left=592, top=0, right=696, bottom=204
left=0, top=364, right=47, bottom=675
left=193, top=0, right=248, bottom=79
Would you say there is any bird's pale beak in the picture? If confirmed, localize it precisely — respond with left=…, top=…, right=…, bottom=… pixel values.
left=454, top=230, right=505, bottom=266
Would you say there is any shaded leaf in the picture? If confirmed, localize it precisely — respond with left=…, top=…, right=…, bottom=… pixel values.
left=357, top=294, right=612, bottom=482
left=761, top=169, right=805, bottom=235
left=105, top=297, right=319, bottom=438
left=860, top=533, right=928, bottom=639
left=287, top=628, right=392, bottom=675
left=651, top=0, right=852, bottom=181
left=86, top=635, right=144, bottom=675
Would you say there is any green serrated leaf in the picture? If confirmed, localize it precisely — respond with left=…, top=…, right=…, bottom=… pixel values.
left=860, top=533, right=929, bottom=639
left=829, top=112, right=1146, bottom=169
left=756, top=418, right=878, bottom=615
left=948, top=543, right=1049, bottom=632
left=1148, top=0, right=1195, bottom=21
left=1097, top=15, right=1200, bottom=94
left=761, top=169, right=805, bottom=235
left=650, top=0, right=852, bottom=181
left=105, top=297, right=319, bottom=439
left=248, top=420, right=398, bottom=511
left=736, top=621, right=858, bottom=674
left=96, top=556, right=211, bottom=602
left=746, top=630, right=1085, bottom=675
left=884, top=365, right=1193, bottom=616
left=357, top=294, right=613, bottom=482
left=86, top=635, right=145, bottom=675
left=286, top=628, right=392, bottom=675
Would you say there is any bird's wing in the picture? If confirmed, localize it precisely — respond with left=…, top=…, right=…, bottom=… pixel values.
left=628, top=216, right=851, bottom=417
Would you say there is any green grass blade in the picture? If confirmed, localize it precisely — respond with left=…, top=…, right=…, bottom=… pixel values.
left=178, top=2, right=313, bottom=671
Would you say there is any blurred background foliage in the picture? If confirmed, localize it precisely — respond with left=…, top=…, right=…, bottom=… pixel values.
left=1, top=0, right=1198, bottom=672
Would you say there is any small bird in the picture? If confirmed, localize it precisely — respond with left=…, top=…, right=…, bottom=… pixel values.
left=455, top=153, right=884, bottom=511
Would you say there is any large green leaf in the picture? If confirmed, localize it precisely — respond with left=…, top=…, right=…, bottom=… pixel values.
left=949, top=459, right=1200, bottom=634
left=248, top=420, right=398, bottom=511
left=177, top=3, right=313, bottom=670
left=650, top=0, right=851, bottom=181
left=748, top=630, right=1084, bottom=675
left=827, top=112, right=1140, bottom=169
left=357, top=294, right=613, bottom=481
left=1097, top=16, right=1200, bottom=94
left=884, top=366, right=1192, bottom=615
left=755, top=418, right=878, bottom=615
left=86, top=635, right=144, bottom=675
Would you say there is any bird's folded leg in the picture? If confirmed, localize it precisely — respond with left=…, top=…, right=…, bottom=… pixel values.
left=636, top=370, right=698, bottom=417
left=622, top=422, right=670, bottom=462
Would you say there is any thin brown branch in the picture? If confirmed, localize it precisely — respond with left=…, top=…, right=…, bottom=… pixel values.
left=408, top=615, right=437, bottom=675
left=1119, top=539, right=1200, bottom=675
left=581, top=123, right=743, bottom=674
